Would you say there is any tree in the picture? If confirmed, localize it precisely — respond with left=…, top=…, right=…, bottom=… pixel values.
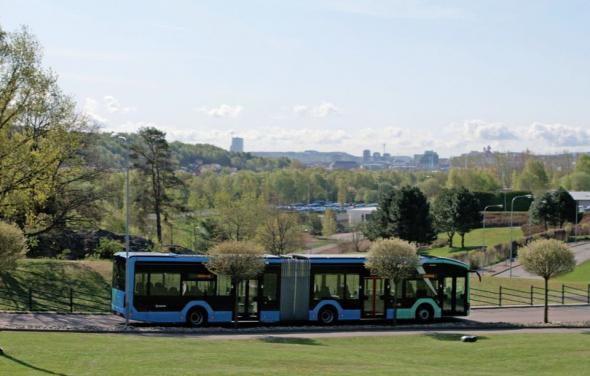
left=364, top=186, right=436, bottom=244
left=0, top=221, right=28, bottom=272
left=552, top=187, right=579, bottom=228
left=519, top=239, right=575, bottom=323
left=215, top=192, right=266, bottom=241
left=365, top=238, right=419, bottom=325
left=530, top=192, right=558, bottom=230
left=350, top=223, right=367, bottom=252
left=256, top=211, right=302, bottom=255
left=454, top=188, right=482, bottom=248
left=205, top=240, right=265, bottom=325
left=433, top=189, right=458, bottom=247
left=131, top=127, right=181, bottom=243
left=321, top=209, right=337, bottom=237
left=514, top=159, right=549, bottom=193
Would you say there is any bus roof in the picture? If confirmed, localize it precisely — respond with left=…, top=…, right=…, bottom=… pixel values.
left=114, top=252, right=469, bottom=269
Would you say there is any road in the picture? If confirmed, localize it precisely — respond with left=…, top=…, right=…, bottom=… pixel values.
left=0, top=305, right=588, bottom=334
left=493, top=241, right=590, bottom=278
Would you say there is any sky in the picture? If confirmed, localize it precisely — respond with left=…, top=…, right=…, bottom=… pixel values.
left=1, top=0, right=589, bottom=157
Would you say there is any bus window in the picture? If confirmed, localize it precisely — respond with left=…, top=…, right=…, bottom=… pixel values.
left=345, top=274, right=359, bottom=299
left=216, top=275, right=232, bottom=296
left=262, top=273, right=278, bottom=303
left=149, top=272, right=181, bottom=296
left=112, top=257, right=126, bottom=291
left=183, top=280, right=215, bottom=297
left=313, top=273, right=344, bottom=300
left=455, top=277, right=466, bottom=312
left=134, top=272, right=149, bottom=296
left=405, top=280, right=436, bottom=298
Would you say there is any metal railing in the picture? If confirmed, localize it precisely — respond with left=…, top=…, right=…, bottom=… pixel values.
left=471, top=284, right=590, bottom=307
left=0, top=286, right=111, bottom=313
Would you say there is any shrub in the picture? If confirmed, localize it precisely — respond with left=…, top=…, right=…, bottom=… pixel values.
left=57, top=249, right=73, bottom=260
left=94, top=237, right=124, bottom=259
left=0, top=221, right=28, bottom=272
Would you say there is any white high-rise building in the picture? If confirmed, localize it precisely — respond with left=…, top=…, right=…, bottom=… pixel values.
left=230, top=137, right=244, bottom=153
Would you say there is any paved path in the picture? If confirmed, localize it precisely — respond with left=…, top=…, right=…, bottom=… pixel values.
left=0, top=306, right=588, bottom=334
left=493, top=241, right=590, bottom=278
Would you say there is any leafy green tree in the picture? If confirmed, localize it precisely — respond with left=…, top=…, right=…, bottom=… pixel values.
left=454, top=188, right=482, bottom=248
left=433, top=189, right=458, bottom=247
left=93, top=237, right=124, bottom=259
left=256, top=211, right=302, bottom=255
left=364, top=186, right=436, bottom=244
left=562, top=172, right=590, bottom=191
left=530, top=192, right=558, bottom=230
left=552, top=187, right=579, bottom=228
left=514, top=160, right=549, bottom=192
left=205, top=240, right=265, bottom=325
left=575, top=154, right=590, bottom=174
left=365, top=238, right=419, bottom=325
left=0, top=221, right=28, bottom=272
left=214, top=192, right=266, bottom=241
left=321, top=209, right=337, bottom=237
left=519, top=239, right=575, bottom=323
left=131, top=127, right=181, bottom=243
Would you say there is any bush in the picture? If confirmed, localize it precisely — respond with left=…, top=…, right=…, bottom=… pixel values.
left=57, top=249, right=73, bottom=260
left=94, top=237, right=124, bottom=259
left=0, top=221, right=28, bottom=272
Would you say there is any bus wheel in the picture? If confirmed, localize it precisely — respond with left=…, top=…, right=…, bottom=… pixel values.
left=186, top=307, right=207, bottom=327
left=318, top=307, right=337, bottom=325
left=415, top=304, right=434, bottom=323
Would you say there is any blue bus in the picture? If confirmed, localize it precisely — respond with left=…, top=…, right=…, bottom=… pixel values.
left=112, top=253, right=470, bottom=326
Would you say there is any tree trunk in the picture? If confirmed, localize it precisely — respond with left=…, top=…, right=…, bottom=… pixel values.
left=461, top=233, right=465, bottom=248
left=392, top=281, right=398, bottom=326
left=544, top=277, right=549, bottom=323
left=448, top=232, right=454, bottom=248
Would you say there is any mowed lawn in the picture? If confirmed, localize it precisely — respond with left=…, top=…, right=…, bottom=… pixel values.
left=428, top=227, right=523, bottom=257
left=2, top=332, right=590, bottom=375
left=556, top=260, right=590, bottom=283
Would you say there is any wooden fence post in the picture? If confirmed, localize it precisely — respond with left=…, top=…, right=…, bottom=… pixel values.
left=28, top=287, right=32, bottom=311
left=499, top=286, right=502, bottom=307
left=530, top=285, right=534, bottom=305
left=69, top=288, right=74, bottom=313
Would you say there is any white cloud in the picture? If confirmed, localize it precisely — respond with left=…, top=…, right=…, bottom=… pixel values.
left=462, top=120, right=518, bottom=141
left=83, top=98, right=107, bottom=123
left=83, top=96, right=135, bottom=123
left=526, top=122, right=590, bottom=147
left=196, top=104, right=243, bottom=118
left=293, top=101, right=340, bottom=118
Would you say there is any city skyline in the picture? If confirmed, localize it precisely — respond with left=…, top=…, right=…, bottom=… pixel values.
left=1, top=0, right=589, bottom=156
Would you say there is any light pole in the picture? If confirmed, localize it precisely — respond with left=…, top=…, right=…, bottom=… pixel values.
left=117, top=135, right=131, bottom=327
left=483, top=204, right=503, bottom=250
left=510, top=194, right=533, bottom=278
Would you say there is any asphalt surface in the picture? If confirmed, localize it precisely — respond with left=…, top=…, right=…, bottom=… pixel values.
left=494, top=241, right=590, bottom=278
left=0, top=306, right=588, bottom=335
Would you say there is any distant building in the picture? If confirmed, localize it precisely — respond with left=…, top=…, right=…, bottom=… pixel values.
left=569, top=191, right=590, bottom=212
left=230, top=137, right=244, bottom=153
left=362, top=149, right=371, bottom=163
left=347, top=206, right=378, bottom=226
left=414, top=150, right=439, bottom=169
left=328, top=161, right=359, bottom=170
left=372, top=152, right=381, bottom=161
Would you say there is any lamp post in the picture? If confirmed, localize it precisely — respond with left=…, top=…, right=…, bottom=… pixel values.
left=483, top=204, right=503, bottom=250
left=510, top=194, right=533, bottom=278
left=117, top=135, right=131, bottom=327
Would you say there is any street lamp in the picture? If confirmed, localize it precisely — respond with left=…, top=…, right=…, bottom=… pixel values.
left=117, top=135, right=131, bottom=327
left=483, top=204, right=503, bottom=250
left=510, top=194, right=533, bottom=278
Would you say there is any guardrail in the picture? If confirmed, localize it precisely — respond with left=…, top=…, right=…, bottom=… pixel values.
left=471, top=284, right=590, bottom=307
left=0, top=286, right=111, bottom=313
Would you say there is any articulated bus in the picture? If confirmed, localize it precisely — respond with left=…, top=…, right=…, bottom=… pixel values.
left=112, top=252, right=470, bottom=326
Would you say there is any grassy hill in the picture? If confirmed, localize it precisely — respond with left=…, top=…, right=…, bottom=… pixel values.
left=428, top=227, right=523, bottom=257
left=0, top=259, right=112, bottom=312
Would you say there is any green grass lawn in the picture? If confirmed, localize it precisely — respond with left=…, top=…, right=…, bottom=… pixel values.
left=556, top=260, right=590, bottom=284
left=428, top=227, right=523, bottom=257
left=1, top=332, right=590, bottom=375
left=0, top=259, right=111, bottom=312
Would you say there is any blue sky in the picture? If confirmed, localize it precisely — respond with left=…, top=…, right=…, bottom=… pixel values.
left=1, top=0, right=589, bottom=156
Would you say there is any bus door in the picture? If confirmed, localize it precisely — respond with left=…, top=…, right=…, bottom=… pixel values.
left=363, top=277, right=385, bottom=318
left=440, top=276, right=467, bottom=315
left=237, top=279, right=259, bottom=319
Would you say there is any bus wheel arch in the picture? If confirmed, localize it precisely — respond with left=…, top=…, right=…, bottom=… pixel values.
left=186, top=307, right=208, bottom=327
left=415, top=303, right=434, bottom=322
left=318, top=305, right=338, bottom=325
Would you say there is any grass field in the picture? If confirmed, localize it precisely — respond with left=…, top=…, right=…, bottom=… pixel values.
left=556, top=260, right=590, bottom=283
left=428, top=227, right=523, bottom=257
left=1, top=332, right=590, bottom=375
left=0, top=259, right=111, bottom=311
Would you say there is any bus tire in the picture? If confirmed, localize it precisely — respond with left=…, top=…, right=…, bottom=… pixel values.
left=318, top=306, right=338, bottom=325
left=186, top=307, right=207, bottom=327
left=415, top=304, right=434, bottom=323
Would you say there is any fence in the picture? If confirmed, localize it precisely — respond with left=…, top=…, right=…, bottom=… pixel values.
left=471, top=284, right=590, bottom=307
left=0, top=286, right=111, bottom=313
